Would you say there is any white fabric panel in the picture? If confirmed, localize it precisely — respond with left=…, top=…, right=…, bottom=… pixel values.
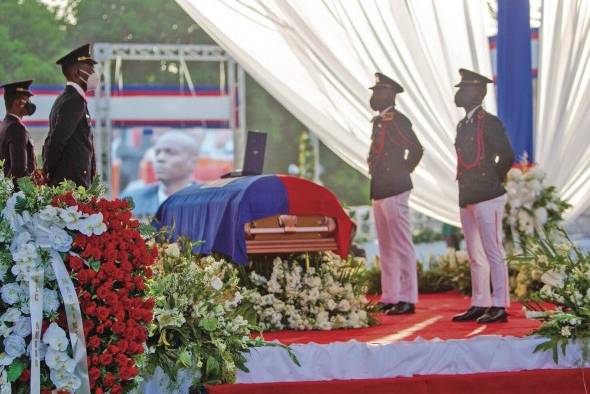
left=0, top=94, right=231, bottom=122
left=177, top=0, right=496, bottom=226
left=536, top=0, right=590, bottom=221
left=237, top=336, right=583, bottom=383
left=106, top=96, right=231, bottom=120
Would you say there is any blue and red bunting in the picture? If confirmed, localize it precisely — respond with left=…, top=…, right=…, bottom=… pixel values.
left=154, top=175, right=353, bottom=265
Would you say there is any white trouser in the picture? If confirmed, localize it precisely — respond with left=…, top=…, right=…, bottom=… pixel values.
left=460, top=194, right=510, bottom=308
left=373, top=191, right=418, bottom=304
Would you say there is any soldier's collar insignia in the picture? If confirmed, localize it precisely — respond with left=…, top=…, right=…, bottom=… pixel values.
left=382, top=112, right=394, bottom=122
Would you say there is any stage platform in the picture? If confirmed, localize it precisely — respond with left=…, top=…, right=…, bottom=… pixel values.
left=260, top=292, right=541, bottom=345
left=208, top=368, right=590, bottom=394
left=207, top=293, right=587, bottom=393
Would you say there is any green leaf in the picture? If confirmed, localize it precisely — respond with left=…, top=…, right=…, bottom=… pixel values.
left=139, top=223, right=157, bottom=238
left=123, top=197, right=135, bottom=210
left=178, top=350, right=192, bottom=368
left=89, top=260, right=101, bottom=272
left=205, top=355, right=220, bottom=380
left=87, top=176, right=107, bottom=197
left=7, top=358, right=25, bottom=382
left=14, top=196, right=27, bottom=213
left=533, top=340, right=552, bottom=353
left=200, top=317, right=218, bottom=332
left=258, top=342, right=301, bottom=367
left=191, top=240, right=205, bottom=249
left=561, top=338, right=568, bottom=357
left=552, top=345, right=559, bottom=364
left=16, top=177, right=35, bottom=195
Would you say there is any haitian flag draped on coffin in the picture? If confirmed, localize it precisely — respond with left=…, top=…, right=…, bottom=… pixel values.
left=154, top=175, right=354, bottom=265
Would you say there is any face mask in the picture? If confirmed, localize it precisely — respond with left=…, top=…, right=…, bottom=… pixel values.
left=25, top=101, right=36, bottom=116
left=80, top=69, right=99, bottom=91
left=370, top=96, right=392, bottom=112
left=454, top=91, right=468, bottom=107
left=455, top=90, right=473, bottom=108
left=454, top=90, right=481, bottom=108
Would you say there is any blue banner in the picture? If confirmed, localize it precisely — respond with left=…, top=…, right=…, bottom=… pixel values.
left=497, top=0, right=533, bottom=162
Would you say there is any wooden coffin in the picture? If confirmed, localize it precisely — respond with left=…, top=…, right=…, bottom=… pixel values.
left=245, top=215, right=338, bottom=254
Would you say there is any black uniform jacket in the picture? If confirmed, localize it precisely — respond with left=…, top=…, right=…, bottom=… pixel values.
left=368, top=108, right=423, bottom=200
left=455, top=107, right=515, bottom=207
left=43, top=85, right=96, bottom=188
left=0, top=114, right=36, bottom=179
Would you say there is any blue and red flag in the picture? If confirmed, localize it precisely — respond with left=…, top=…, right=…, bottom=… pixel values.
left=154, top=175, right=354, bottom=265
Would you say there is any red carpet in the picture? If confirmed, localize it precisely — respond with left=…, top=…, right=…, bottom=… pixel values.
left=257, top=292, right=541, bottom=345
left=207, top=368, right=590, bottom=394
left=212, top=293, right=565, bottom=394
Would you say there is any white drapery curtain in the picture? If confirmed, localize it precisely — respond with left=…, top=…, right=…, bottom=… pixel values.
left=536, top=0, right=590, bottom=220
left=177, top=0, right=496, bottom=226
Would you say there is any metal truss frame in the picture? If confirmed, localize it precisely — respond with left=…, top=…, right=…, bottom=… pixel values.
left=92, top=43, right=246, bottom=193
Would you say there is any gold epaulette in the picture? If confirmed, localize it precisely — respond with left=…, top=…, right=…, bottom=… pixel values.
left=382, top=112, right=394, bottom=122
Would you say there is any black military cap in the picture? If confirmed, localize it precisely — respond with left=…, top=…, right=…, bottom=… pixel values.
left=1, top=80, right=34, bottom=97
left=454, top=68, right=494, bottom=87
left=370, top=72, right=404, bottom=93
left=55, top=43, right=97, bottom=66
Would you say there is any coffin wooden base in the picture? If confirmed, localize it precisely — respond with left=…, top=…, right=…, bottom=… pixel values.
left=245, top=215, right=340, bottom=254
left=246, top=238, right=339, bottom=254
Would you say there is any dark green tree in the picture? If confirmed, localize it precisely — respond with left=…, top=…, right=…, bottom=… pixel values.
left=0, top=0, right=67, bottom=83
left=319, top=143, right=370, bottom=206
left=244, top=75, right=301, bottom=174
left=63, top=0, right=218, bottom=85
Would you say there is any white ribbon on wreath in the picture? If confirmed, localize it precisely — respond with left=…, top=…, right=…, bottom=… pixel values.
left=49, top=250, right=90, bottom=394
left=1, top=192, right=105, bottom=394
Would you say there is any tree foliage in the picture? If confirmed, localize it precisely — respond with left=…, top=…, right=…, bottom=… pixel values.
left=0, top=0, right=67, bottom=83
left=63, top=0, right=218, bottom=85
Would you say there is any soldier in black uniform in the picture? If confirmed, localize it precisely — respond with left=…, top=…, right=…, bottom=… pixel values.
left=368, top=73, right=423, bottom=315
left=451, top=69, right=515, bottom=324
left=0, top=80, right=37, bottom=179
left=42, top=44, right=98, bottom=188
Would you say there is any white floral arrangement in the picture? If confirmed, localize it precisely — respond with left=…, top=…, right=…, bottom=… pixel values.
left=143, top=239, right=274, bottom=389
left=518, top=233, right=590, bottom=363
left=246, top=253, right=372, bottom=331
left=504, top=159, right=570, bottom=245
left=0, top=176, right=106, bottom=392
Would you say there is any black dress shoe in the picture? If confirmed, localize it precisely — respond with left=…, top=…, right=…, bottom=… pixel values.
left=477, top=307, right=508, bottom=324
left=386, top=302, right=415, bottom=315
left=378, top=302, right=397, bottom=312
left=452, top=306, right=488, bottom=322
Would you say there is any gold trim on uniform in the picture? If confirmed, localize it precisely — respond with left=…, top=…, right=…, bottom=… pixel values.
left=382, top=112, right=394, bottom=122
